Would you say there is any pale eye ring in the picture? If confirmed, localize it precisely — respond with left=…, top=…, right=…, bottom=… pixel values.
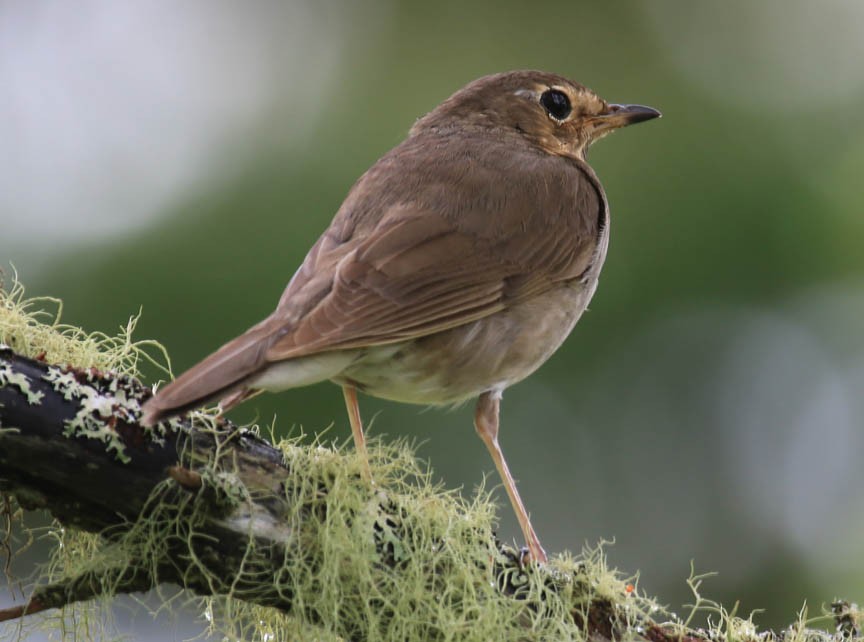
left=539, top=89, right=572, bottom=121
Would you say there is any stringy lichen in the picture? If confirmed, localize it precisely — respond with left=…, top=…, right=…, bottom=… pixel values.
left=6, top=270, right=852, bottom=642
left=0, top=274, right=659, bottom=641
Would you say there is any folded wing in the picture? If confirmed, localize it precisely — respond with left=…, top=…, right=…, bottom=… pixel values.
left=141, top=140, right=604, bottom=424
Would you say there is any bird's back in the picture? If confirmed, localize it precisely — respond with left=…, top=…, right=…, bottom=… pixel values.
left=141, top=127, right=606, bottom=424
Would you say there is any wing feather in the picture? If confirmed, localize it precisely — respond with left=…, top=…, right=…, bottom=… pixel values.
left=266, top=141, right=605, bottom=361
left=141, top=132, right=606, bottom=425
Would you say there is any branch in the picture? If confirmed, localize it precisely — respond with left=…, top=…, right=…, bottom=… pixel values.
left=0, top=347, right=610, bottom=638
left=0, top=345, right=861, bottom=640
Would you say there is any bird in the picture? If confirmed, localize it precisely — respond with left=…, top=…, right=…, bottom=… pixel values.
left=141, top=70, right=660, bottom=563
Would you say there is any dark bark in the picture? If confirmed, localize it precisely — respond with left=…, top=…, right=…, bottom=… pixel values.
left=0, top=346, right=859, bottom=641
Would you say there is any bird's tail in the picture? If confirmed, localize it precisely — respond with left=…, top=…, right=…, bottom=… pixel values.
left=139, top=323, right=274, bottom=426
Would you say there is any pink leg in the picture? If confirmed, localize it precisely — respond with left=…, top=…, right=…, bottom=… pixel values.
left=342, top=384, right=372, bottom=481
left=219, top=387, right=263, bottom=413
left=474, top=391, right=547, bottom=563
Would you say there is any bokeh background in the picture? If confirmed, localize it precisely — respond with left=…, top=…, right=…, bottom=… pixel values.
left=3, top=0, right=864, bottom=638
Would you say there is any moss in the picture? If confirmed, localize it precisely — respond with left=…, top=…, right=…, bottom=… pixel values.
left=0, top=267, right=171, bottom=376
left=1, top=270, right=660, bottom=640
left=11, top=269, right=849, bottom=641
left=1, top=272, right=173, bottom=639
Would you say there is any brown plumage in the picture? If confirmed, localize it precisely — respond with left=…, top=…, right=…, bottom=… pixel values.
left=141, top=70, right=660, bottom=562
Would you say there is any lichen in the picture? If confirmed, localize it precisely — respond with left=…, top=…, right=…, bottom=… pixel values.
left=3, top=269, right=854, bottom=642
left=185, top=433, right=655, bottom=642
left=0, top=266, right=171, bottom=377
left=41, top=364, right=154, bottom=464
left=0, top=270, right=173, bottom=639
left=1, top=269, right=656, bottom=640
left=0, top=364, right=44, bottom=406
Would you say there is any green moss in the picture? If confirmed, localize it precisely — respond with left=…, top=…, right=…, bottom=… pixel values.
left=193, top=433, right=654, bottom=641
left=1, top=272, right=173, bottom=639
left=6, top=270, right=857, bottom=642
left=0, top=267, right=171, bottom=376
left=0, top=270, right=659, bottom=640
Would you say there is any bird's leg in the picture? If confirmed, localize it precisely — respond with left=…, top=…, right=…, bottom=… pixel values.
left=342, top=384, right=372, bottom=482
left=474, top=391, right=548, bottom=564
left=218, top=388, right=264, bottom=414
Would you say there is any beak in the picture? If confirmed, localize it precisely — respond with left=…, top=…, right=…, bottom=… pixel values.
left=590, top=103, right=661, bottom=133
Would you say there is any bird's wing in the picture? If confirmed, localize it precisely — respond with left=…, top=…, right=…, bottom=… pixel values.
left=140, top=143, right=605, bottom=424
left=266, top=154, right=605, bottom=360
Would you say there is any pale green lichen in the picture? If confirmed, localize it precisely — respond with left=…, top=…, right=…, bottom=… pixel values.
left=0, top=266, right=171, bottom=376
left=0, top=271, right=174, bottom=640
left=40, top=367, right=80, bottom=401
left=190, top=433, right=651, bottom=642
left=4, top=270, right=851, bottom=642
left=0, top=364, right=44, bottom=406
left=2, top=270, right=655, bottom=640
left=0, top=271, right=173, bottom=464
left=62, top=393, right=127, bottom=462
left=43, top=364, right=149, bottom=464
left=659, top=566, right=852, bottom=642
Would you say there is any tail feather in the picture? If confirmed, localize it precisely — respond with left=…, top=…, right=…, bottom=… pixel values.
left=140, top=323, right=275, bottom=426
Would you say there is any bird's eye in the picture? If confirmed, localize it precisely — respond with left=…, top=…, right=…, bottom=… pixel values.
left=539, top=89, right=572, bottom=121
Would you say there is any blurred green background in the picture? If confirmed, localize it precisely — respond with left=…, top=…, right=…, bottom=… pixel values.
left=3, top=0, right=864, bottom=636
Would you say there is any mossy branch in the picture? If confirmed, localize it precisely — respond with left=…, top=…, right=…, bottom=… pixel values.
left=0, top=347, right=624, bottom=639
left=1, top=277, right=862, bottom=641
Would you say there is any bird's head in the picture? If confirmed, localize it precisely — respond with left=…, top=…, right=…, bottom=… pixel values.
left=412, top=70, right=660, bottom=160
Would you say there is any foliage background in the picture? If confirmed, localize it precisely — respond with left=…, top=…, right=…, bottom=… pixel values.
left=2, top=0, right=863, bottom=637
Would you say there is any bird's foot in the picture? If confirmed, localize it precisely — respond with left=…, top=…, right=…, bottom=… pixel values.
left=519, top=542, right=548, bottom=567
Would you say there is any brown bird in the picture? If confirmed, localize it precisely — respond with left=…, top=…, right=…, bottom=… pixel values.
left=141, top=70, right=660, bottom=563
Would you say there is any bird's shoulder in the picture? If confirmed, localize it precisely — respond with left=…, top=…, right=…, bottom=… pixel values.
left=264, top=130, right=607, bottom=357
left=308, top=129, right=605, bottom=276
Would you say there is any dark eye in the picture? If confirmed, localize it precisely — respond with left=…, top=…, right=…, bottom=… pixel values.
left=539, top=89, right=572, bottom=121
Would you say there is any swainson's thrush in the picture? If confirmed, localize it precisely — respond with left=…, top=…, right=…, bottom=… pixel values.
left=141, top=71, right=661, bottom=563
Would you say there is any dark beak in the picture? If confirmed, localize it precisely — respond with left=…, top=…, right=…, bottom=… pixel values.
left=590, top=103, right=661, bottom=133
